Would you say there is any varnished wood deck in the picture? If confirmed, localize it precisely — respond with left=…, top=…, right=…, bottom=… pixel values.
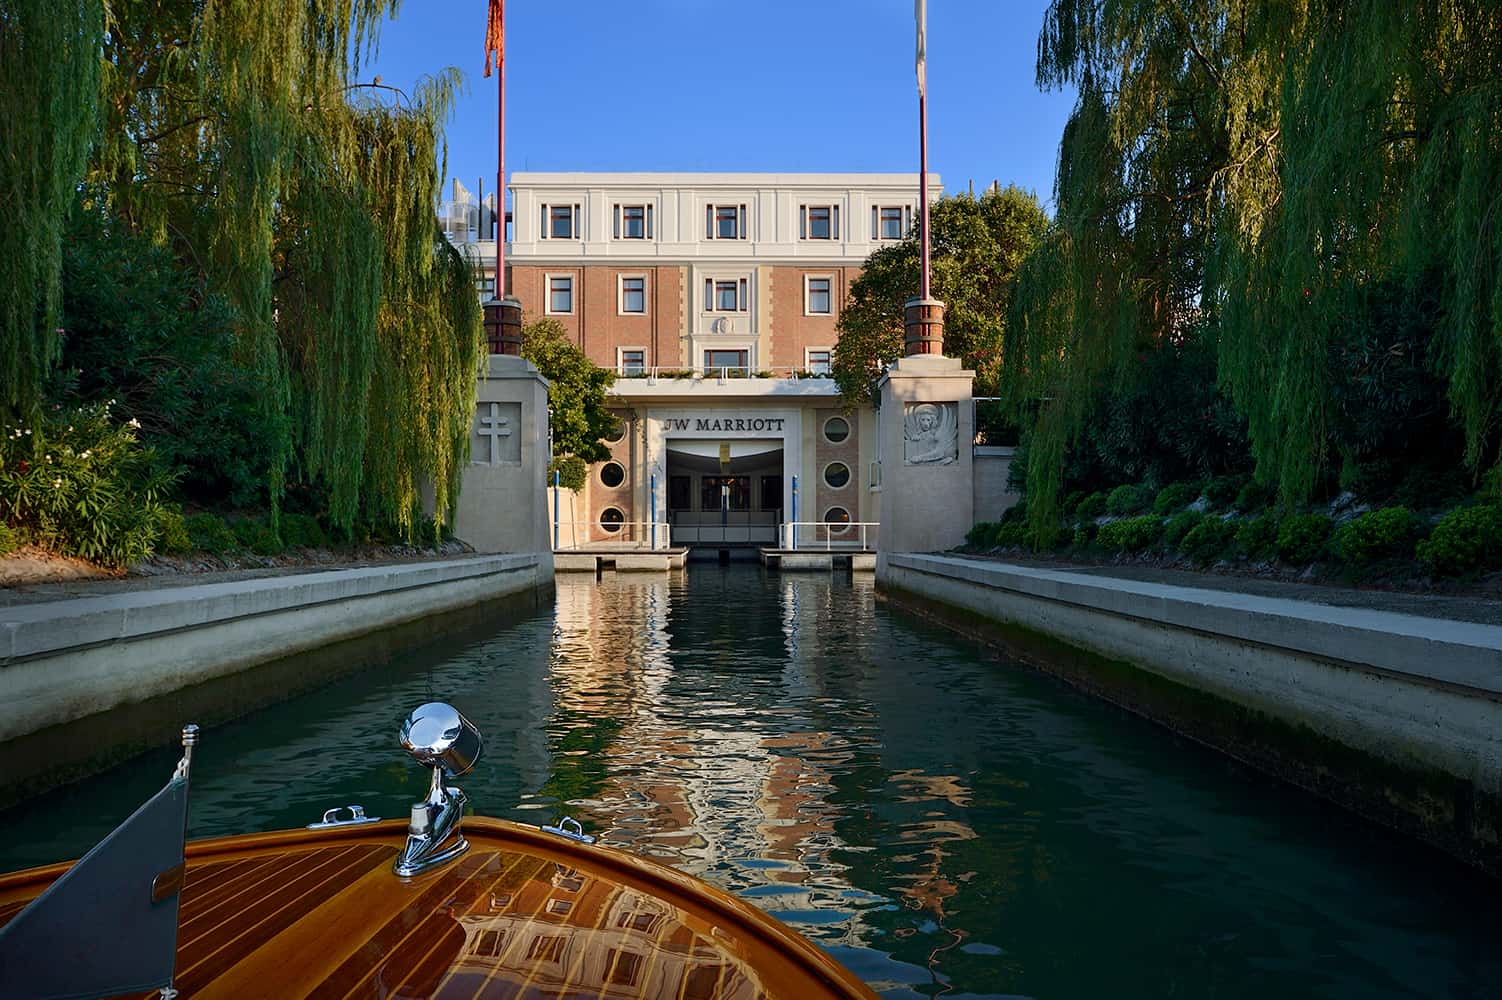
left=0, top=818, right=876, bottom=1000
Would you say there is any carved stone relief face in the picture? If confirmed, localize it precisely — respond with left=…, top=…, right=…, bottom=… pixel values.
left=903, top=402, right=958, bottom=465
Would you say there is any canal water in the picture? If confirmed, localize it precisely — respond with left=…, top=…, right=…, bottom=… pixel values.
left=2, top=567, right=1498, bottom=998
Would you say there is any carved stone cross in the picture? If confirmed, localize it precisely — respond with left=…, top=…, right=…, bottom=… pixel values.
left=477, top=402, right=513, bottom=464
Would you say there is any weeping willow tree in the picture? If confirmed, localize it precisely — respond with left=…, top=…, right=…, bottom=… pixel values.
left=86, top=0, right=483, bottom=534
left=1008, top=0, right=1502, bottom=541
left=0, top=0, right=104, bottom=414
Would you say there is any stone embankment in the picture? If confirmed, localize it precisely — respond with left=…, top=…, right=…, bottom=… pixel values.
left=877, top=553, right=1502, bottom=875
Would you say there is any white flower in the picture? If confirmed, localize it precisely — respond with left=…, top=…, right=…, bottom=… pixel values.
left=80, top=450, right=91, bottom=460
left=127, top=418, right=141, bottom=429
left=52, top=477, right=61, bottom=488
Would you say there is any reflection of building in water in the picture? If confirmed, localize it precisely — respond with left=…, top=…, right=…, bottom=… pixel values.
left=415, top=852, right=760, bottom=998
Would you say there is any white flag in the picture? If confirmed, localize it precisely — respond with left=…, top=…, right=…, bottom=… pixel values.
left=915, top=0, right=927, bottom=97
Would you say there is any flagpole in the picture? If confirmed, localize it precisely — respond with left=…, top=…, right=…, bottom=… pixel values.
left=494, top=0, right=505, bottom=295
left=919, top=86, right=930, bottom=302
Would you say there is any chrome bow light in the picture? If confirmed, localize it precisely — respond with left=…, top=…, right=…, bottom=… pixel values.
left=393, top=702, right=482, bottom=877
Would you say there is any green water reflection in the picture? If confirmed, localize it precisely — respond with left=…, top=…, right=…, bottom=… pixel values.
left=2, top=567, right=1498, bottom=998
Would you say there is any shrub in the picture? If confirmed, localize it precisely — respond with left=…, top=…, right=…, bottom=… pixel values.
left=1332, top=506, right=1421, bottom=565
left=992, top=522, right=1027, bottom=548
left=965, top=522, right=996, bottom=547
left=247, top=522, right=283, bottom=556
left=1162, top=510, right=1205, bottom=548
left=185, top=512, right=236, bottom=554
left=1097, top=515, right=1161, bottom=552
left=1106, top=483, right=1153, bottom=516
left=1076, top=491, right=1108, bottom=520
left=1062, top=491, right=1087, bottom=519
left=1073, top=522, right=1097, bottom=547
left=1204, top=474, right=1248, bottom=511
left=1417, top=504, right=1502, bottom=577
left=1234, top=515, right=1280, bottom=560
left=281, top=513, right=327, bottom=549
left=1153, top=482, right=1201, bottom=515
left=1277, top=514, right=1332, bottom=565
left=550, top=455, right=588, bottom=492
left=1235, top=479, right=1278, bottom=513
left=0, top=404, right=172, bottom=567
left=0, top=522, right=18, bottom=557
left=156, top=509, right=193, bottom=555
left=1181, top=518, right=1237, bottom=564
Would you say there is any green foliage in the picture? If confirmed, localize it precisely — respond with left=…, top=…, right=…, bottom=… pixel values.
left=0, top=522, right=18, bottom=557
left=1096, top=515, right=1161, bottom=552
left=1061, top=491, right=1087, bottom=519
left=1417, top=504, right=1502, bottom=578
left=1153, top=482, right=1201, bottom=515
left=1072, top=523, right=1097, bottom=547
left=1162, top=510, right=1205, bottom=548
left=833, top=187, right=1050, bottom=405
left=1234, top=516, right=1280, bottom=560
left=965, top=522, right=996, bottom=547
left=57, top=210, right=276, bottom=508
left=231, top=517, right=283, bottom=557
left=1180, top=518, right=1237, bottom=564
left=1332, top=507, right=1422, bottom=565
left=1105, top=484, right=1152, bottom=516
left=156, top=509, right=192, bottom=555
left=280, top=513, right=327, bottom=549
left=1277, top=514, right=1332, bottom=565
left=1204, top=475, right=1249, bottom=511
left=549, top=455, right=588, bottom=493
left=523, top=319, right=617, bottom=470
left=0, top=404, right=171, bottom=567
left=185, top=513, right=237, bottom=555
left=1235, top=479, right=1278, bottom=513
left=1076, top=491, right=1108, bottom=520
left=0, top=0, right=103, bottom=415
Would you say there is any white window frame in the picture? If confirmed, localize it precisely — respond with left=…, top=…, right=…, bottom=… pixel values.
left=703, top=275, right=750, bottom=313
left=617, top=346, right=648, bottom=376
left=805, top=347, right=834, bottom=376
left=618, top=274, right=648, bottom=315
left=804, top=274, right=834, bottom=316
left=613, top=203, right=654, bottom=240
left=799, top=204, right=840, bottom=241
left=705, top=202, right=748, bottom=240
left=872, top=204, right=912, bottom=240
left=544, top=273, right=574, bottom=315
left=540, top=203, right=581, bottom=240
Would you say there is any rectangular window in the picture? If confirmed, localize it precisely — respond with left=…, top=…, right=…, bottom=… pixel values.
left=704, top=349, right=747, bottom=372
left=668, top=475, right=692, bottom=511
left=706, top=203, right=746, bottom=239
left=606, top=950, right=643, bottom=987
left=547, top=276, right=573, bottom=314
left=544, top=204, right=579, bottom=240
left=760, top=475, right=781, bottom=511
left=619, top=349, right=646, bottom=375
left=806, top=277, right=832, bottom=314
left=874, top=205, right=910, bottom=239
left=701, top=475, right=750, bottom=511
left=800, top=205, right=839, bottom=240
left=620, top=276, right=646, bottom=313
left=528, top=936, right=565, bottom=961
left=806, top=349, right=832, bottom=375
left=614, top=204, right=651, bottom=239
left=704, top=277, right=748, bottom=312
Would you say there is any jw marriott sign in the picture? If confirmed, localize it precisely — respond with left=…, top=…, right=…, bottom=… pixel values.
left=661, top=416, right=788, bottom=433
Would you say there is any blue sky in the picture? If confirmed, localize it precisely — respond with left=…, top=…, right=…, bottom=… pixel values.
left=367, top=0, right=1076, bottom=211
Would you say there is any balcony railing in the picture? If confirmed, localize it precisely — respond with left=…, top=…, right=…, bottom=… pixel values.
left=614, top=365, right=834, bottom=383
left=779, top=521, right=878, bottom=552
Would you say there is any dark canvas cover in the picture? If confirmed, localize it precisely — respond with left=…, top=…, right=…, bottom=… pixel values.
left=0, top=775, right=188, bottom=999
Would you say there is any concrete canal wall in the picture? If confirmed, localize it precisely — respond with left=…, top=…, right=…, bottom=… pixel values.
left=878, top=553, right=1502, bottom=874
left=0, top=554, right=551, bottom=746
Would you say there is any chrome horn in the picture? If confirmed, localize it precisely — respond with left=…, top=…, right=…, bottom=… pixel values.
left=393, top=702, right=482, bottom=877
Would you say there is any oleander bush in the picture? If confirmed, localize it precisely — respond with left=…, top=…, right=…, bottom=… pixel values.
left=1233, top=515, right=1280, bottom=560
left=1162, top=510, right=1205, bottom=548
left=1332, top=506, right=1422, bottom=565
left=1076, top=491, right=1109, bottom=520
left=1106, top=483, right=1153, bottom=516
left=1416, top=504, right=1502, bottom=577
left=0, top=523, right=18, bottom=556
left=1277, top=514, right=1332, bottom=565
left=1153, top=482, right=1202, bottom=515
left=1097, top=515, right=1161, bottom=552
left=0, top=404, right=172, bottom=567
left=1181, top=517, right=1237, bottom=564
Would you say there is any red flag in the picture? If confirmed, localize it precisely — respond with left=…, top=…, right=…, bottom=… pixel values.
left=483, top=0, right=504, bottom=78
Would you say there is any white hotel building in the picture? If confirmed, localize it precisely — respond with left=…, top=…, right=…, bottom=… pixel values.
left=446, top=172, right=940, bottom=554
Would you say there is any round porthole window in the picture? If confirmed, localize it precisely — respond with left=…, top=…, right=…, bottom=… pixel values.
left=604, top=417, right=627, bottom=444
left=599, top=462, right=626, bottom=488
left=823, top=416, right=850, bottom=444
left=825, top=506, right=852, bottom=533
left=600, top=507, right=625, bottom=533
left=823, top=462, right=851, bottom=489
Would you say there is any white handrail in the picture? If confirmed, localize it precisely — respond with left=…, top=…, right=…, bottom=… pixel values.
left=778, top=521, right=879, bottom=552
left=615, top=365, right=834, bottom=381
left=554, top=520, right=672, bottom=551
